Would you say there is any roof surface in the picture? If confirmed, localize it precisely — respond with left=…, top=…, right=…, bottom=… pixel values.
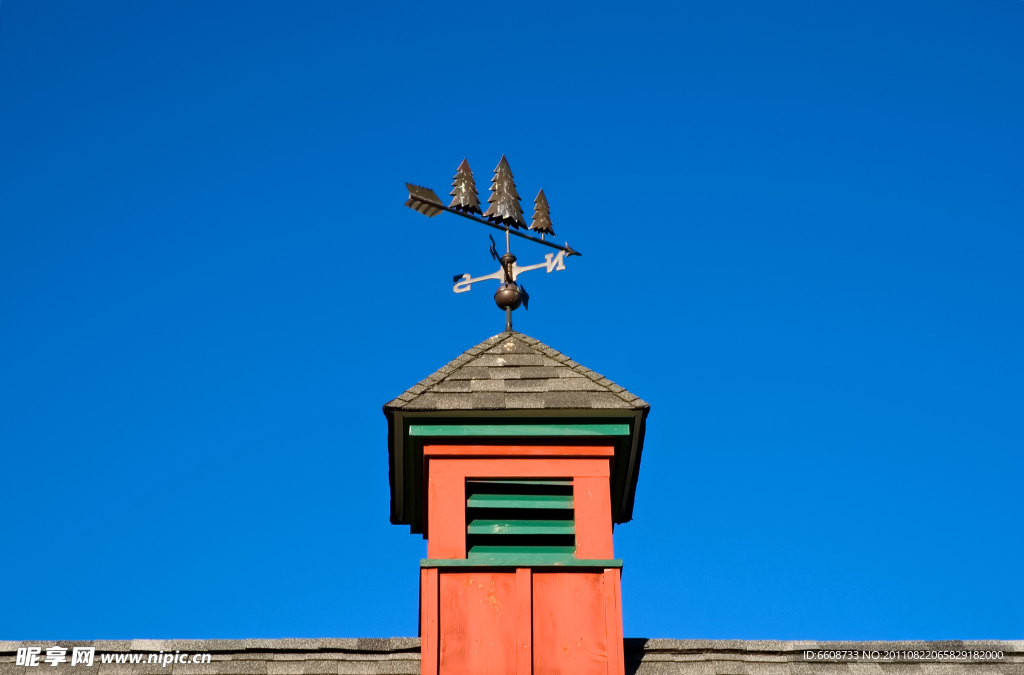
left=384, top=331, right=649, bottom=412
left=3, top=639, right=1018, bottom=675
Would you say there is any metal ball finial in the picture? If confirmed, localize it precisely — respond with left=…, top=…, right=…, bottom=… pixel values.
left=494, top=282, right=524, bottom=311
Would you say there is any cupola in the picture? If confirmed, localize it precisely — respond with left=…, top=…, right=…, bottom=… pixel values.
left=383, top=330, right=650, bottom=675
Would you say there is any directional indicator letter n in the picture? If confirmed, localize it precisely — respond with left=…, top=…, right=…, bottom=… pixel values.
left=544, top=250, right=566, bottom=273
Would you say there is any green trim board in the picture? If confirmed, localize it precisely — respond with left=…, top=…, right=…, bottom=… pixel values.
left=468, top=479, right=573, bottom=486
left=469, top=545, right=574, bottom=557
left=422, top=558, right=622, bottom=568
left=410, top=424, right=630, bottom=437
left=469, top=546, right=575, bottom=564
left=467, top=494, right=574, bottom=509
left=468, top=519, right=575, bottom=535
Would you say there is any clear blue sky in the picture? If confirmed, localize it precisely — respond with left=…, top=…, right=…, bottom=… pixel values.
left=1, top=0, right=1021, bottom=641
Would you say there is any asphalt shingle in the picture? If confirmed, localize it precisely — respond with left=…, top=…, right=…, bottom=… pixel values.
left=383, top=331, right=649, bottom=412
left=2, top=640, right=1017, bottom=675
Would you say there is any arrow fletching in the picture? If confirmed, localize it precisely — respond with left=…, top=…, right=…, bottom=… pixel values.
left=404, top=183, right=444, bottom=217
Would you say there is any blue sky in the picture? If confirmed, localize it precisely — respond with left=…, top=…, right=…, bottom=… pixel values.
left=1, top=0, right=1021, bottom=641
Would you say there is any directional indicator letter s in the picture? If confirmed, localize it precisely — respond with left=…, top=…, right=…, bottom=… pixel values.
left=452, top=268, right=505, bottom=293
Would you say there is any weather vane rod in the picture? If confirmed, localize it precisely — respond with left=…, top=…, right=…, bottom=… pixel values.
left=404, top=156, right=580, bottom=331
left=406, top=192, right=580, bottom=257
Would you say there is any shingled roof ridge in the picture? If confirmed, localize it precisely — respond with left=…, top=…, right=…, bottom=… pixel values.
left=384, top=330, right=648, bottom=411
left=421, top=335, right=509, bottom=386
left=564, top=362, right=649, bottom=408
left=384, top=331, right=523, bottom=407
left=498, top=332, right=648, bottom=408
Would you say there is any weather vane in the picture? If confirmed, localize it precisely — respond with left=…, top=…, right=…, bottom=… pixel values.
left=404, top=156, right=581, bottom=331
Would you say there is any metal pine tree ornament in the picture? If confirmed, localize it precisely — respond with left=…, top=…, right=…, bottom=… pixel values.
left=529, top=189, right=555, bottom=239
left=448, top=158, right=481, bottom=214
left=482, top=155, right=526, bottom=229
left=403, top=156, right=580, bottom=331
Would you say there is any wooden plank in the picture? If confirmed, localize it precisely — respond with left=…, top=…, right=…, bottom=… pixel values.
left=439, top=571, right=517, bottom=675
left=604, top=568, right=625, bottom=675
left=466, top=544, right=573, bottom=561
left=411, top=424, right=630, bottom=437
left=468, top=479, right=573, bottom=486
left=427, top=470, right=466, bottom=559
left=425, top=445, right=615, bottom=458
left=533, top=572, right=609, bottom=675
left=515, top=569, right=531, bottom=675
left=420, top=568, right=439, bottom=675
left=429, top=458, right=611, bottom=479
left=468, top=519, right=575, bottom=535
left=573, top=475, right=615, bottom=559
left=467, top=494, right=574, bottom=509
left=422, top=558, right=622, bottom=568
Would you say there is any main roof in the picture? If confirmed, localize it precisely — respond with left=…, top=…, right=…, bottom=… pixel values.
left=3, top=639, right=1018, bottom=675
left=384, top=331, right=649, bottom=412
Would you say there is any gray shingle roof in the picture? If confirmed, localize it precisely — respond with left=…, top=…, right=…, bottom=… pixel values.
left=2, top=639, right=1019, bottom=675
left=384, top=331, right=649, bottom=412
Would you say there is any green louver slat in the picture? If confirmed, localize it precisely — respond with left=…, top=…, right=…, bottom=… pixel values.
left=467, top=494, right=574, bottom=509
left=468, top=546, right=575, bottom=563
left=468, top=519, right=575, bottom=535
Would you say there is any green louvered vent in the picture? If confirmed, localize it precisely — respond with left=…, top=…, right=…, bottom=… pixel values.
left=466, top=479, right=575, bottom=563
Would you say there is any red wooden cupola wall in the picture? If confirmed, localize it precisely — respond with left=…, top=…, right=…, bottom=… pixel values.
left=383, top=331, right=650, bottom=675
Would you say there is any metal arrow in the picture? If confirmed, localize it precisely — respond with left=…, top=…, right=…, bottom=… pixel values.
left=405, top=184, right=581, bottom=257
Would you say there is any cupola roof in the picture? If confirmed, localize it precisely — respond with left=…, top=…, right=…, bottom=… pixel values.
left=384, top=331, right=648, bottom=412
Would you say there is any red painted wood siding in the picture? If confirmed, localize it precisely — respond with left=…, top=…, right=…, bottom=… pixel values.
left=573, top=476, right=614, bottom=559
left=421, top=568, right=440, bottom=675
left=427, top=469, right=467, bottom=558
left=603, top=569, right=624, bottom=675
left=439, top=572, right=519, bottom=675
left=516, top=568, right=533, bottom=675
left=532, top=572, right=609, bottom=675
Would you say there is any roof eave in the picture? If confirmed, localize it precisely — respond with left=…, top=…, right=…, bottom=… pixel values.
left=384, top=407, right=649, bottom=532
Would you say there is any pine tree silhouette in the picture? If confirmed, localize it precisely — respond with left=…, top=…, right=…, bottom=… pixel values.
left=529, top=189, right=555, bottom=238
left=483, top=155, right=526, bottom=229
left=448, top=158, right=481, bottom=214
